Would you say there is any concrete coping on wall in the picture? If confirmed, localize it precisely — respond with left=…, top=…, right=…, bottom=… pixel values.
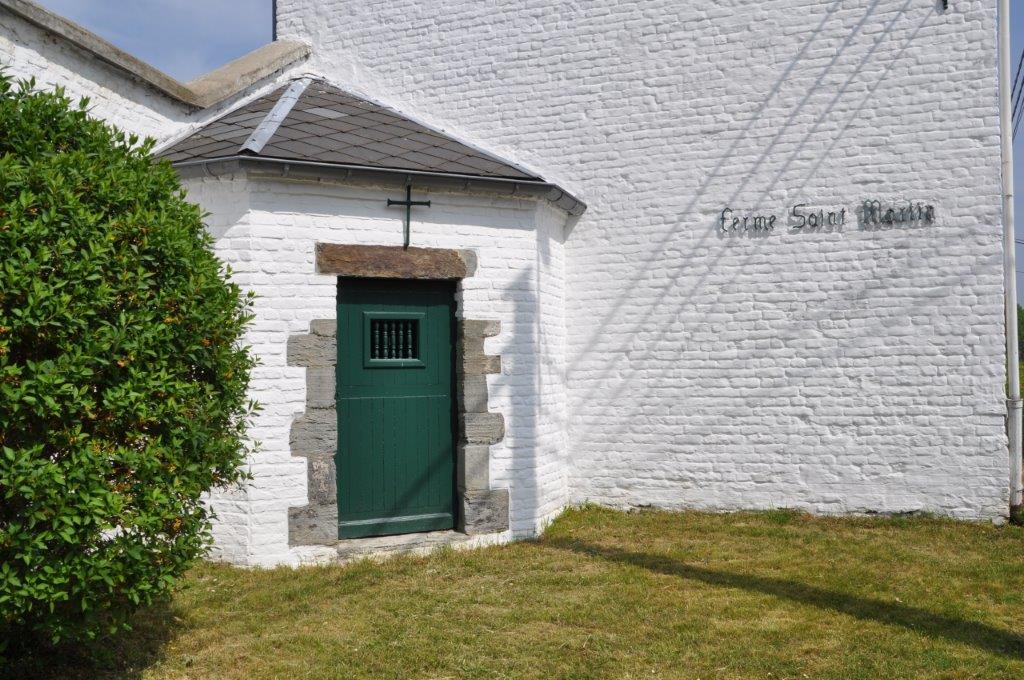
left=0, top=0, right=310, bottom=109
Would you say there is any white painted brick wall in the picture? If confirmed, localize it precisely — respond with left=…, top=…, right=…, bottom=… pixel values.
left=530, top=202, right=571, bottom=532
left=277, top=0, right=1011, bottom=519
left=183, top=175, right=571, bottom=565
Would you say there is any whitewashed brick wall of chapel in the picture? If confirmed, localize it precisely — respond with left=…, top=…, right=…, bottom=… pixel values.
left=277, top=0, right=1010, bottom=519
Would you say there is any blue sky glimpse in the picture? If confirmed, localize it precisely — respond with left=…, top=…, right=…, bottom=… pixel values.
left=36, top=0, right=272, bottom=82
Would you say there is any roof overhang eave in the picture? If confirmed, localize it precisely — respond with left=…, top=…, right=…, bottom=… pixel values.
left=171, top=155, right=587, bottom=216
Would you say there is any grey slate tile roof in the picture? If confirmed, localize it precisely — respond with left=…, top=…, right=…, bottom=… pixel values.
left=160, top=78, right=541, bottom=181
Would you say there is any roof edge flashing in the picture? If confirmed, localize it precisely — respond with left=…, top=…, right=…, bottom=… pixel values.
left=239, top=77, right=311, bottom=154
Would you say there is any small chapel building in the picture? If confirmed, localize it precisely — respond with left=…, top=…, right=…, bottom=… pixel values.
left=1, top=0, right=1015, bottom=565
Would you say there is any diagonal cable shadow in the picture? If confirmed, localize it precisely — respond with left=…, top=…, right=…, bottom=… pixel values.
left=562, top=0, right=853, bottom=376
left=546, top=536, right=1024, bottom=660
left=566, top=0, right=904, bottom=408
left=563, top=3, right=939, bottom=478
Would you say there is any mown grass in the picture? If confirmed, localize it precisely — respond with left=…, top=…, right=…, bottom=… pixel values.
left=8, top=506, right=1024, bottom=679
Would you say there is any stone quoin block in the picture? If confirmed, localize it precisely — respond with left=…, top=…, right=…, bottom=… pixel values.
left=305, top=455, right=337, bottom=506
left=460, top=489, right=510, bottom=535
left=458, top=374, right=490, bottom=413
left=289, top=407, right=337, bottom=457
left=460, top=412, right=505, bottom=445
left=309, top=319, right=337, bottom=337
left=457, top=443, right=490, bottom=491
left=458, top=351, right=501, bottom=377
left=287, top=332, right=336, bottom=368
left=304, top=367, right=335, bottom=409
left=459, top=319, right=501, bottom=340
left=288, top=504, right=337, bottom=546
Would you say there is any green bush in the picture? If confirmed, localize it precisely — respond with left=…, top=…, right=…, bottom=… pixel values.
left=0, top=75, right=254, bottom=652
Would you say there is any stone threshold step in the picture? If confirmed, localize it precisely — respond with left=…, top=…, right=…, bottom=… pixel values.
left=331, top=529, right=509, bottom=563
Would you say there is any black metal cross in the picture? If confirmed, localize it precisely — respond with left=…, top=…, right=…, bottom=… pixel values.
left=387, top=185, right=431, bottom=249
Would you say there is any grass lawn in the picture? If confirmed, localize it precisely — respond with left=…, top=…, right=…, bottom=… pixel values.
left=10, top=506, right=1024, bottom=679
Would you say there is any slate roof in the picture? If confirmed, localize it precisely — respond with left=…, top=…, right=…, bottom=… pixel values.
left=161, top=78, right=541, bottom=181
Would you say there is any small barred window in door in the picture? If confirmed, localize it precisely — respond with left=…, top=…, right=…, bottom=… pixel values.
left=370, top=319, right=419, bottom=360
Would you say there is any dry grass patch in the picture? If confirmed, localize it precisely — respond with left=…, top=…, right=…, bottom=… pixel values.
left=8, top=506, right=1024, bottom=679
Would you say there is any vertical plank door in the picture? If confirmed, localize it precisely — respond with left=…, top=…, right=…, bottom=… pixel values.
left=336, top=278, right=455, bottom=538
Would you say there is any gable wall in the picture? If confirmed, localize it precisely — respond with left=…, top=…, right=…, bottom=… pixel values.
left=277, top=0, right=1010, bottom=519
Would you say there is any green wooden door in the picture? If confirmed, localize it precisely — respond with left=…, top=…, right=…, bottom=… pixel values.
left=336, top=278, right=456, bottom=539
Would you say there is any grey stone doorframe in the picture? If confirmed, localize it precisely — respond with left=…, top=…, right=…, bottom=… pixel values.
left=286, top=244, right=509, bottom=546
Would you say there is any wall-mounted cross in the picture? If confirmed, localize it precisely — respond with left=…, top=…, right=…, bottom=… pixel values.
left=387, top=185, right=431, bottom=249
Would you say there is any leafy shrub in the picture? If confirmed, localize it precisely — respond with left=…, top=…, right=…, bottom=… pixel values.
left=0, top=75, right=254, bottom=652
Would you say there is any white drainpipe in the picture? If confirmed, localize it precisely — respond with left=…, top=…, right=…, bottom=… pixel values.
left=999, top=0, right=1023, bottom=516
